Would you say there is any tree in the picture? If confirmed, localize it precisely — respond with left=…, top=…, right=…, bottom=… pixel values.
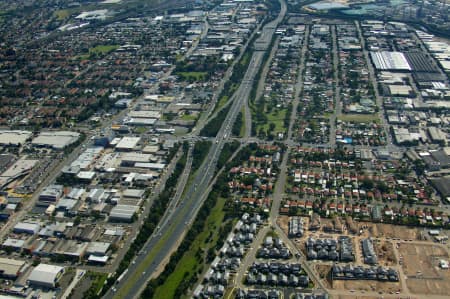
left=269, top=123, right=276, bottom=132
left=360, top=178, right=374, bottom=190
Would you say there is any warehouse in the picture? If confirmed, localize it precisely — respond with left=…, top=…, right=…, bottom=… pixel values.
left=120, top=153, right=152, bottom=166
left=370, top=51, right=412, bottom=71
left=0, top=258, right=29, bottom=279
left=109, top=204, right=139, bottom=222
left=32, top=131, right=80, bottom=149
left=430, top=177, right=450, bottom=201
left=2, top=238, right=25, bottom=250
left=70, top=147, right=103, bottom=170
left=115, top=137, right=141, bottom=151
left=86, top=241, right=110, bottom=256
left=123, top=117, right=157, bottom=127
left=27, top=264, right=64, bottom=288
left=388, top=85, right=413, bottom=97
left=0, top=130, right=32, bottom=147
left=39, top=185, right=63, bottom=203
left=428, top=127, right=446, bottom=144
left=405, top=52, right=440, bottom=72
left=134, top=162, right=166, bottom=171
left=14, top=222, right=40, bottom=235
left=127, top=110, right=161, bottom=119
left=122, top=189, right=145, bottom=199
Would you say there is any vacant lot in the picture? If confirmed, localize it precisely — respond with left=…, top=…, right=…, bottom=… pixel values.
left=374, top=240, right=396, bottom=266
left=361, top=222, right=421, bottom=240
left=332, top=279, right=401, bottom=293
left=399, top=243, right=450, bottom=295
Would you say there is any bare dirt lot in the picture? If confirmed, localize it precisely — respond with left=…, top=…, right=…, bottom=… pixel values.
left=398, top=243, right=450, bottom=295
left=332, top=279, right=401, bottom=293
left=361, top=222, right=421, bottom=240
left=374, top=240, right=397, bottom=266
left=277, top=215, right=290, bottom=233
left=315, top=264, right=332, bottom=288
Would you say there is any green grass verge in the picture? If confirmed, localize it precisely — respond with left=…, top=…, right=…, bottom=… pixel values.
left=180, top=113, right=198, bottom=121
left=260, top=109, right=287, bottom=132
left=152, top=198, right=227, bottom=299
left=176, top=72, right=207, bottom=81
left=114, top=225, right=175, bottom=299
left=338, top=113, right=380, bottom=123
left=54, top=9, right=71, bottom=20
left=216, top=95, right=229, bottom=112
left=134, top=127, right=148, bottom=134
left=239, top=107, right=246, bottom=138
left=76, top=45, right=119, bottom=60
left=90, top=45, right=119, bottom=55
left=83, top=271, right=109, bottom=298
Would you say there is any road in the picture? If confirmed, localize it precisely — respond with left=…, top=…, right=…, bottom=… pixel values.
left=231, top=19, right=328, bottom=297
left=329, top=24, right=342, bottom=148
left=60, top=269, right=86, bottom=299
left=288, top=25, right=310, bottom=145
left=194, top=16, right=266, bottom=134
left=107, top=0, right=287, bottom=298
left=354, top=21, right=393, bottom=146
left=244, top=35, right=280, bottom=138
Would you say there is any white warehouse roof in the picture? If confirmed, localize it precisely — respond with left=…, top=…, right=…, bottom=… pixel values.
left=370, top=51, right=412, bottom=71
left=0, top=130, right=32, bottom=146
left=32, top=131, right=80, bottom=149
left=27, top=264, right=64, bottom=288
left=115, top=137, right=141, bottom=150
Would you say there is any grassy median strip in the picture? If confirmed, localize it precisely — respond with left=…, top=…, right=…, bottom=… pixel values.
left=141, top=144, right=249, bottom=299
left=151, top=198, right=227, bottom=299
left=99, top=143, right=188, bottom=298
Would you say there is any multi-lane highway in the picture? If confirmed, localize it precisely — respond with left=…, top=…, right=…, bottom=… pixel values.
left=107, top=1, right=286, bottom=298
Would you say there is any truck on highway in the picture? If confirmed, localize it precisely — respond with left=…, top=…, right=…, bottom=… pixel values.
left=116, top=268, right=128, bottom=284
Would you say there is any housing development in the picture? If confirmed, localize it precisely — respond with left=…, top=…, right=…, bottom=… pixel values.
left=0, top=0, right=449, bottom=298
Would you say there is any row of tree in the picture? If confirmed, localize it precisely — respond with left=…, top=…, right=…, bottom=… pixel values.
left=93, top=143, right=188, bottom=299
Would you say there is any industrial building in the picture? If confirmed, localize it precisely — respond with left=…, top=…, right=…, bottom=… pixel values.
left=115, top=137, right=141, bottom=151
left=13, top=222, right=41, bottom=235
left=0, top=130, right=32, bottom=147
left=39, top=185, right=64, bottom=203
left=109, top=204, right=139, bottom=222
left=2, top=238, right=25, bottom=251
left=31, top=131, right=80, bottom=149
left=370, top=51, right=412, bottom=71
left=0, top=258, right=29, bottom=279
left=27, top=264, right=64, bottom=288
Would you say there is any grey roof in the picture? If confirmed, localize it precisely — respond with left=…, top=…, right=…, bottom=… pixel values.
left=27, top=264, right=64, bottom=287
left=109, top=204, right=138, bottom=220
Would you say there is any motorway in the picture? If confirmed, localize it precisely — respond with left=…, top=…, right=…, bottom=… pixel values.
left=107, top=1, right=287, bottom=298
